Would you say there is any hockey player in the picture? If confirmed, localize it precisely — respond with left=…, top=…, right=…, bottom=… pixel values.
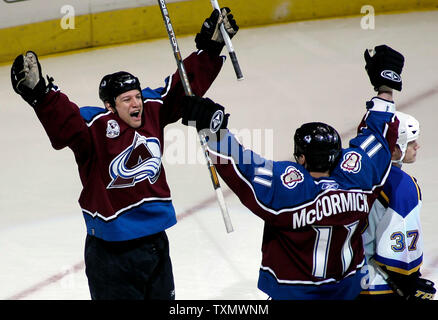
left=179, top=45, right=403, bottom=299
left=360, top=111, right=436, bottom=300
left=10, top=8, right=238, bottom=299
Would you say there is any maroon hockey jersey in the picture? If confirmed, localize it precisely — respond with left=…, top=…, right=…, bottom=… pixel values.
left=33, top=51, right=224, bottom=241
left=206, top=98, right=399, bottom=299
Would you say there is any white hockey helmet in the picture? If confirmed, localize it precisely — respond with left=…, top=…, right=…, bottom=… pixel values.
left=394, top=111, right=420, bottom=163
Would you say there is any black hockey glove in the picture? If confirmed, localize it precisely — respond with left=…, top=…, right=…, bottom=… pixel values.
left=386, top=269, right=436, bottom=300
left=195, top=7, right=239, bottom=56
left=407, top=277, right=436, bottom=301
left=364, top=44, right=404, bottom=91
left=181, top=96, right=229, bottom=137
left=11, top=51, right=51, bottom=107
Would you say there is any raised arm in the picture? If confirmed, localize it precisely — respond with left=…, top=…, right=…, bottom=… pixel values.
left=11, top=51, right=93, bottom=166
left=158, top=8, right=238, bottom=126
left=345, top=45, right=405, bottom=188
left=179, top=95, right=309, bottom=227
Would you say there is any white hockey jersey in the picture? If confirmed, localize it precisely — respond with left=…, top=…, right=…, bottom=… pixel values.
left=361, top=165, right=423, bottom=295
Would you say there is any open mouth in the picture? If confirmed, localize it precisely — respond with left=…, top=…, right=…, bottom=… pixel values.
left=130, top=111, right=140, bottom=118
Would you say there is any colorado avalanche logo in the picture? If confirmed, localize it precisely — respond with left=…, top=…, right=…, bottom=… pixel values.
left=340, top=151, right=362, bottom=173
left=107, top=132, right=161, bottom=189
left=281, top=166, right=304, bottom=189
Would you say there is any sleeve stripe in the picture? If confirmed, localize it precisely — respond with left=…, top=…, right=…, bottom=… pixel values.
left=367, top=143, right=382, bottom=158
left=253, top=176, right=272, bottom=187
left=374, top=254, right=423, bottom=275
left=360, top=134, right=375, bottom=150
left=207, top=147, right=282, bottom=216
left=379, top=262, right=422, bottom=275
left=255, top=167, right=273, bottom=177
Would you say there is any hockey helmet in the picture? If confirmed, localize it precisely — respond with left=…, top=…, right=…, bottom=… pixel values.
left=99, top=71, right=142, bottom=106
left=394, top=111, right=420, bottom=162
left=294, top=122, right=342, bottom=172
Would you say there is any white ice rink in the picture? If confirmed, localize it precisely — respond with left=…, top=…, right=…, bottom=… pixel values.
left=1, top=10, right=438, bottom=300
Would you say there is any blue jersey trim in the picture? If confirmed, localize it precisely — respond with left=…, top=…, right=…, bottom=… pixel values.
left=257, top=269, right=364, bottom=300
left=83, top=200, right=177, bottom=241
left=80, top=106, right=107, bottom=122
left=142, top=86, right=164, bottom=100
left=79, top=84, right=166, bottom=122
left=374, top=254, right=423, bottom=273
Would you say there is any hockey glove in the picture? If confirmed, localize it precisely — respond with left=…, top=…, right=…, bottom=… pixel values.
left=195, top=7, right=239, bottom=56
left=407, top=277, right=436, bottom=301
left=364, top=44, right=404, bottom=92
left=11, top=51, right=51, bottom=107
left=181, top=96, right=229, bottom=137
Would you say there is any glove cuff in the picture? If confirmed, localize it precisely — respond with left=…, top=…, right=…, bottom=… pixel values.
left=366, top=97, right=396, bottom=113
left=23, top=76, right=50, bottom=107
left=195, top=33, right=224, bottom=56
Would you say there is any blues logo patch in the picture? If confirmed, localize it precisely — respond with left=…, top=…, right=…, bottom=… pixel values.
left=340, top=151, right=362, bottom=173
left=281, top=166, right=304, bottom=189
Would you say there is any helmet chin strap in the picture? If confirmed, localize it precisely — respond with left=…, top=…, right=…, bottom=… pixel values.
left=111, top=99, right=118, bottom=115
left=391, top=145, right=405, bottom=167
left=104, top=97, right=117, bottom=113
left=391, top=158, right=403, bottom=167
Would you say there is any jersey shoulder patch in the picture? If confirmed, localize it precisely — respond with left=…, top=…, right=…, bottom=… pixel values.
left=280, top=165, right=305, bottom=189
left=273, top=161, right=319, bottom=209
left=340, top=150, right=363, bottom=174
left=331, top=148, right=373, bottom=191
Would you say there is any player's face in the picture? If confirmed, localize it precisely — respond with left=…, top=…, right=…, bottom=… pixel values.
left=114, top=90, right=143, bottom=128
left=403, top=140, right=420, bottom=164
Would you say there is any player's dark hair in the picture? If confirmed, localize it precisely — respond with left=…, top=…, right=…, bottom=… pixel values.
left=294, top=122, right=342, bottom=173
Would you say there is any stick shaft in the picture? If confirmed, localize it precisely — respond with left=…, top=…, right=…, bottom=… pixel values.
left=368, top=258, right=405, bottom=297
left=157, top=0, right=233, bottom=233
left=210, top=0, right=243, bottom=80
left=200, top=132, right=233, bottom=233
left=157, top=0, right=192, bottom=96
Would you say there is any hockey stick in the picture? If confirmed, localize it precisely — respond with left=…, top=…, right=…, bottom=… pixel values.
left=157, top=0, right=234, bottom=233
left=368, top=258, right=405, bottom=298
left=210, top=0, right=244, bottom=81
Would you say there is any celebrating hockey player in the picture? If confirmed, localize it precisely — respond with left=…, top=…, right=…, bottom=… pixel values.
left=360, top=111, right=436, bottom=300
left=10, top=8, right=238, bottom=300
left=179, top=45, right=403, bottom=299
